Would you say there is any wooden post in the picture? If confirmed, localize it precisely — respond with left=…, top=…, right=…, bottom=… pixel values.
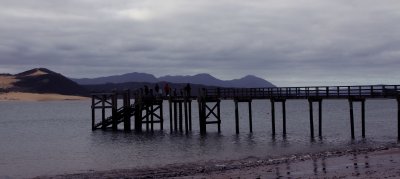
left=318, top=100, right=322, bottom=137
left=124, top=91, right=131, bottom=131
left=235, top=100, right=239, bottom=134
left=282, top=100, right=286, bottom=135
left=169, top=99, right=172, bottom=132
left=101, top=95, right=106, bottom=130
left=271, top=99, right=276, bottom=135
left=134, top=96, right=143, bottom=132
left=249, top=101, right=253, bottom=133
left=146, top=105, right=149, bottom=131
left=217, top=100, right=221, bottom=133
left=184, top=100, right=188, bottom=133
left=112, top=93, right=118, bottom=130
left=199, top=100, right=206, bottom=134
left=179, top=101, right=183, bottom=132
left=309, top=99, right=314, bottom=138
left=361, top=99, right=365, bottom=138
left=349, top=99, right=355, bottom=139
left=189, top=100, right=192, bottom=131
left=91, top=95, right=95, bottom=130
left=174, top=101, right=178, bottom=131
left=397, top=97, right=400, bottom=140
left=150, top=104, right=154, bottom=132
left=160, top=101, right=164, bottom=130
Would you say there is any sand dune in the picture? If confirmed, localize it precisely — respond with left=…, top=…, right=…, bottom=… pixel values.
left=0, top=92, right=88, bottom=101
left=0, top=76, right=19, bottom=89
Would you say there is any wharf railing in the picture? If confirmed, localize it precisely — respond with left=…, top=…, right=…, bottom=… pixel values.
left=201, top=85, right=400, bottom=99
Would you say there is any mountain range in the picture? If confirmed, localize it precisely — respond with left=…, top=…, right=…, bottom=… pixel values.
left=72, top=72, right=275, bottom=88
left=0, top=68, right=275, bottom=97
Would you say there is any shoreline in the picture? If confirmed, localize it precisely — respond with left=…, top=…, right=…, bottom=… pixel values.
left=35, top=143, right=400, bottom=178
left=0, top=92, right=89, bottom=101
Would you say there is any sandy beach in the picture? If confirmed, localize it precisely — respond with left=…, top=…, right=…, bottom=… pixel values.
left=34, top=144, right=400, bottom=178
left=0, top=92, right=89, bottom=101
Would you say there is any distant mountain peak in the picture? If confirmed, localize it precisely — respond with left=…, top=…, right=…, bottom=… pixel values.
left=16, top=68, right=55, bottom=77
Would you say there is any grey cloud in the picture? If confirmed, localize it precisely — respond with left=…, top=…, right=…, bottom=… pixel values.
left=0, top=0, right=400, bottom=86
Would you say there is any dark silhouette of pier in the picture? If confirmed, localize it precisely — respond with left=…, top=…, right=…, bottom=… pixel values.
left=91, top=85, right=400, bottom=139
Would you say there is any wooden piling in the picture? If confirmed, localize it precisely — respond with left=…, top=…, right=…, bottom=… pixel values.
left=199, top=100, right=206, bottom=134
left=217, top=100, right=221, bottom=133
left=174, top=101, right=178, bottom=131
left=160, top=100, right=164, bottom=130
left=169, top=99, right=173, bottom=132
left=179, top=102, right=183, bottom=132
left=249, top=101, right=253, bottom=133
left=282, top=100, right=286, bottom=135
left=146, top=105, right=149, bottom=131
left=91, top=95, right=95, bottom=130
left=397, top=97, right=400, bottom=140
left=308, top=99, right=314, bottom=138
left=235, top=100, right=239, bottom=134
left=318, top=100, right=322, bottom=137
left=184, top=100, right=188, bottom=133
left=189, top=101, right=192, bottom=131
left=134, top=96, right=142, bottom=132
left=361, top=99, right=365, bottom=138
left=123, top=91, right=131, bottom=131
left=112, top=93, right=118, bottom=130
left=101, top=95, right=106, bottom=130
left=151, top=105, right=154, bottom=132
left=271, top=99, right=276, bottom=135
left=349, top=99, right=355, bottom=139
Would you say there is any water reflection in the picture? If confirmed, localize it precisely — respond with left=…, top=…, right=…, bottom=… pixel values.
left=0, top=99, right=398, bottom=178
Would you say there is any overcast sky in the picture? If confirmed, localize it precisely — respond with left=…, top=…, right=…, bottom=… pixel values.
left=0, top=0, right=399, bottom=86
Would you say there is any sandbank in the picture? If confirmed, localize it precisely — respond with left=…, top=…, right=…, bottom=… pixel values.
left=0, top=92, right=89, bottom=101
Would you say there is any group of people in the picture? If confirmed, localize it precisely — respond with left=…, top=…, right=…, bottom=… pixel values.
left=142, top=83, right=191, bottom=97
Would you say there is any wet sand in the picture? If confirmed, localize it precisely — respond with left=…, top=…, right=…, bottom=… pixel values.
left=0, top=92, right=88, bottom=101
left=35, top=145, right=400, bottom=178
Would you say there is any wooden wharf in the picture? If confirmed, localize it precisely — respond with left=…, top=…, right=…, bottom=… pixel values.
left=91, top=85, right=400, bottom=140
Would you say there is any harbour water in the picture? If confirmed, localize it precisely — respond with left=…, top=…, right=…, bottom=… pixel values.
left=0, top=99, right=398, bottom=178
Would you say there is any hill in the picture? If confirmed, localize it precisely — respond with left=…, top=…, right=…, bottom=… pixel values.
left=0, top=68, right=88, bottom=96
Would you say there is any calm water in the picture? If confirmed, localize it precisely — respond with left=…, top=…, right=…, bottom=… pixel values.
left=0, top=99, right=398, bottom=178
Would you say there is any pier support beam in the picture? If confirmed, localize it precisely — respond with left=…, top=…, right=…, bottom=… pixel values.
left=198, top=97, right=221, bottom=134
left=189, top=101, right=192, bottom=131
left=348, top=97, right=366, bottom=139
left=249, top=101, right=253, bottom=133
left=179, top=102, right=183, bottom=132
left=199, top=99, right=206, bottom=134
left=91, top=95, right=95, bottom=131
left=397, top=96, right=400, bottom=140
left=169, top=99, right=173, bottom=132
left=271, top=99, right=275, bottom=135
left=123, top=90, right=131, bottom=131
left=134, top=98, right=143, bottom=132
left=270, top=98, right=286, bottom=135
left=234, top=99, right=253, bottom=133
left=183, top=99, right=192, bottom=132
left=174, top=101, right=178, bottom=131
left=235, top=100, right=239, bottom=133
left=349, top=100, right=355, bottom=139
left=308, top=98, right=322, bottom=138
left=170, top=98, right=192, bottom=132
left=101, top=95, right=106, bottom=130
left=111, top=92, right=118, bottom=131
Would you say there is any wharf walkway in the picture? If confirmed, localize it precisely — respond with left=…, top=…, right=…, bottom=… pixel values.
left=91, top=85, right=400, bottom=139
